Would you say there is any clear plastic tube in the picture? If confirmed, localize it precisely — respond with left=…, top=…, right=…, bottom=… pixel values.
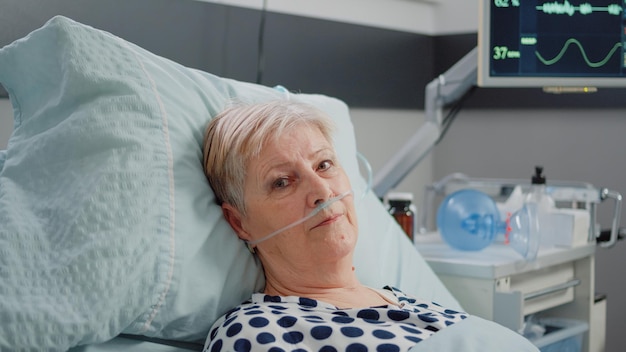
left=246, top=189, right=354, bottom=246
left=356, top=151, right=372, bottom=202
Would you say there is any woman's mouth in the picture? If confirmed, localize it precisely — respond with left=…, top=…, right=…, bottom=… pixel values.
left=312, top=213, right=343, bottom=229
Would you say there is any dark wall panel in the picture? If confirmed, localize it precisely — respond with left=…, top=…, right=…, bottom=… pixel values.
left=0, top=0, right=262, bottom=97
left=0, top=0, right=260, bottom=76
left=260, top=13, right=433, bottom=108
left=433, top=33, right=477, bottom=77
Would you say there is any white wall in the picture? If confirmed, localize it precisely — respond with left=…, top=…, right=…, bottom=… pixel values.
left=197, top=0, right=449, bottom=35
left=351, top=108, right=432, bottom=205
left=433, top=0, right=479, bottom=34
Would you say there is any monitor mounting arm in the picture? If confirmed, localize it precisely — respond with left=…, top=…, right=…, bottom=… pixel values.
left=372, top=47, right=478, bottom=198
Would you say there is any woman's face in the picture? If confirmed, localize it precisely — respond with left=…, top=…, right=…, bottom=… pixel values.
left=227, top=123, right=358, bottom=267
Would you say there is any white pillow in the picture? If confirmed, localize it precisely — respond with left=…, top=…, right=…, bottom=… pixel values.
left=0, top=15, right=458, bottom=351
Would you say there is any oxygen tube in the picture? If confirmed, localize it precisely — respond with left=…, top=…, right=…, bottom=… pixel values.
left=245, top=152, right=372, bottom=251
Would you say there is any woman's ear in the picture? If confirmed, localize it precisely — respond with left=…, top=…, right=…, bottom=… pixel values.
left=221, top=203, right=252, bottom=242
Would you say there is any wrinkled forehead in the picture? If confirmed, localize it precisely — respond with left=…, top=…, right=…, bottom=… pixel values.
left=248, top=124, right=335, bottom=172
left=246, top=121, right=332, bottom=162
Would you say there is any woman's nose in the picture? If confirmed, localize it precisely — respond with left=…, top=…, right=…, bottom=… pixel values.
left=307, top=174, right=333, bottom=208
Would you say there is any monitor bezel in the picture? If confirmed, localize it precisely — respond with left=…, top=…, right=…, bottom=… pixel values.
left=477, top=0, right=626, bottom=88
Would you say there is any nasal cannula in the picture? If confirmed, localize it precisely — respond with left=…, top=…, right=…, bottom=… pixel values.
left=246, top=189, right=354, bottom=246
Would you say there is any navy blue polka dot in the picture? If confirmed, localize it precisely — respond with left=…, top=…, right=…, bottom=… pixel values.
left=405, top=335, right=422, bottom=343
left=293, top=349, right=308, bottom=352
left=320, top=346, right=338, bottom=352
left=268, top=347, right=286, bottom=352
left=234, top=338, right=251, bottom=352
left=210, top=326, right=219, bottom=340
left=331, top=316, right=355, bottom=324
left=418, top=313, right=439, bottom=323
left=282, top=331, right=304, bottom=344
left=225, top=307, right=241, bottom=319
left=364, top=319, right=385, bottom=325
left=210, top=339, right=222, bottom=352
left=387, top=310, right=410, bottom=321
left=271, top=310, right=286, bottom=315
left=377, top=344, right=400, bottom=352
left=357, top=309, right=380, bottom=320
left=249, top=317, right=270, bottom=328
left=244, top=310, right=264, bottom=315
left=340, top=326, right=364, bottom=338
left=311, top=325, right=333, bottom=340
left=264, top=295, right=282, bottom=303
left=425, top=326, right=439, bottom=332
left=400, top=325, right=422, bottom=334
left=346, top=343, right=368, bottom=352
left=299, top=297, right=317, bottom=307
left=223, top=316, right=237, bottom=327
left=303, top=315, right=322, bottom=320
left=277, top=316, right=298, bottom=328
left=269, top=305, right=288, bottom=310
left=332, top=311, right=349, bottom=316
left=257, top=332, right=276, bottom=344
left=373, top=329, right=396, bottom=339
left=226, top=323, right=243, bottom=337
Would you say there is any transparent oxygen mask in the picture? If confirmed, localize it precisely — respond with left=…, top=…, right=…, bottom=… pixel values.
left=245, top=152, right=372, bottom=250
left=436, top=189, right=540, bottom=261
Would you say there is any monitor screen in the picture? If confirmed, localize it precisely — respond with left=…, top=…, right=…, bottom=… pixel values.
left=478, top=0, right=626, bottom=88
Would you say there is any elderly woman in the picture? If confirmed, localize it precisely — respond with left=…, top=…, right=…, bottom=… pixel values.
left=201, top=100, right=537, bottom=352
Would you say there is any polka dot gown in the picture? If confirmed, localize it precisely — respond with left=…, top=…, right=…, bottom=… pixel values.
left=203, top=286, right=467, bottom=352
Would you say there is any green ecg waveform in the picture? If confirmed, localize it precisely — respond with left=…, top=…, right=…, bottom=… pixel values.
left=537, top=1, right=622, bottom=16
left=535, top=38, right=622, bottom=67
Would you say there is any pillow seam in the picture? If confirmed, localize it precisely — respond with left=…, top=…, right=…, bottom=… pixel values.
left=118, top=37, right=177, bottom=333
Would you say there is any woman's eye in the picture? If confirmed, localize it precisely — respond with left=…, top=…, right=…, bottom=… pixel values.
left=272, top=178, right=290, bottom=189
left=318, top=160, right=333, bottom=171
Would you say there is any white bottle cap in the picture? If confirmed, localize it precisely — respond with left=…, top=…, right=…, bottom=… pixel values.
left=386, top=191, right=414, bottom=202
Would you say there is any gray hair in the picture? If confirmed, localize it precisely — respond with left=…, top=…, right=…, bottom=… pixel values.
left=202, top=100, right=335, bottom=214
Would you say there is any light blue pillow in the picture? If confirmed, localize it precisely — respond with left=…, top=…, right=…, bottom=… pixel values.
left=0, top=16, right=458, bottom=351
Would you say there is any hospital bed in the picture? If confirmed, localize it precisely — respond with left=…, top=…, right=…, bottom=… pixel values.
left=0, top=16, right=534, bottom=351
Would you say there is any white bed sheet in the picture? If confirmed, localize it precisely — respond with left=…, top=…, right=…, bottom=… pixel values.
left=69, top=336, right=201, bottom=352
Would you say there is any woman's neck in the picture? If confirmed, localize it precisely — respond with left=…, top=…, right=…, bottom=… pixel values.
left=262, top=266, right=391, bottom=309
